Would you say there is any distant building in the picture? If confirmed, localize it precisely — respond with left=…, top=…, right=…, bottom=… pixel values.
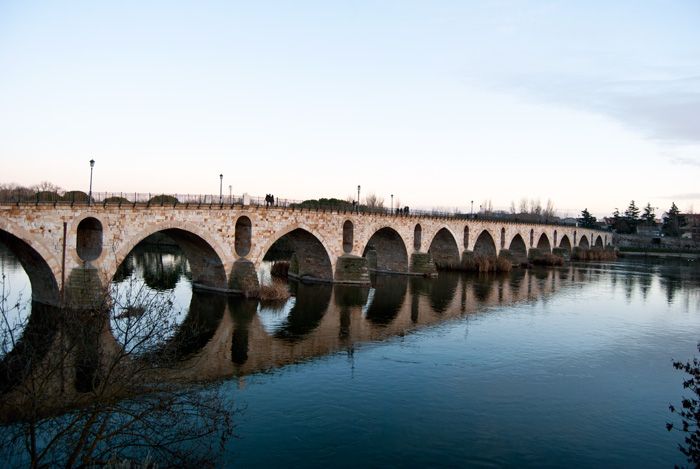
left=681, top=214, right=700, bottom=240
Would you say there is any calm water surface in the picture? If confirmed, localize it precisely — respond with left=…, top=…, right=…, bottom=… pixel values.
left=1, top=242, right=699, bottom=467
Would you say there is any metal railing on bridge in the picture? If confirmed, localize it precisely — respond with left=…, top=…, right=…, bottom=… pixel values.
left=0, top=189, right=607, bottom=230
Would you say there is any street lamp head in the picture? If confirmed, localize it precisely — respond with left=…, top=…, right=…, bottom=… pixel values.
left=220, top=174, right=223, bottom=180
left=90, top=159, right=95, bottom=168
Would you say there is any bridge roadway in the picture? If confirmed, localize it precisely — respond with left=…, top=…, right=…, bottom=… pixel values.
left=0, top=202, right=609, bottom=307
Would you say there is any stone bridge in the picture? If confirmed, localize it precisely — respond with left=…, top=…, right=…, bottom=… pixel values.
left=0, top=203, right=609, bottom=307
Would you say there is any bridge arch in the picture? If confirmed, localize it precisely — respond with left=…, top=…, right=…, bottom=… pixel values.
left=0, top=229, right=61, bottom=307
left=260, top=225, right=334, bottom=281
left=508, top=233, right=528, bottom=262
left=579, top=235, right=589, bottom=249
left=364, top=227, right=409, bottom=273
left=559, top=234, right=572, bottom=252
left=428, top=227, right=460, bottom=269
left=473, top=229, right=497, bottom=256
left=536, top=233, right=551, bottom=253
left=594, top=235, right=604, bottom=248
left=110, top=222, right=229, bottom=292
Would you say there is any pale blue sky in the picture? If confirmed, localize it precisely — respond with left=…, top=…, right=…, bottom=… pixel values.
left=1, top=0, right=698, bottom=217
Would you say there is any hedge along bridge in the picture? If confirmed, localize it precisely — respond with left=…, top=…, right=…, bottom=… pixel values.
left=0, top=194, right=610, bottom=308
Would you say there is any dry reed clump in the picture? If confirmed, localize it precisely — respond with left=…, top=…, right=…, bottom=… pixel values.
left=532, top=254, right=565, bottom=266
left=462, top=255, right=512, bottom=273
left=270, top=260, right=291, bottom=278
left=241, top=278, right=290, bottom=301
left=572, top=249, right=619, bottom=261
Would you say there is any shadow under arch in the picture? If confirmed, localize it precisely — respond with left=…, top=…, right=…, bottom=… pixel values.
left=473, top=230, right=497, bottom=256
left=594, top=235, right=604, bottom=248
left=428, top=228, right=460, bottom=269
left=0, top=231, right=60, bottom=307
left=364, top=274, right=408, bottom=327
left=273, top=282, right=333, bottom=342
left=579, top=235, right=590, bottom=249
left=268, top=228, right=334, bottom=281
left=559, top=234, right=572, bottom=252
left=363, top=227, right=409, bottom=273
left=508, top=234, right=528, bottom=263
left=166, top=291, right=227, bottom=360
left=537, top=233, right=551, bottom=253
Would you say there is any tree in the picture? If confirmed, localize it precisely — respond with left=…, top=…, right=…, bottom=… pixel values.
left=663, top=202, right=687, bottom=237
left=641, top=203, right=656, bottom=226
left=0, top=274, right=236, bottom=467
left=612, top=206, right=633, bottom=234
left=668, top=343, right=700, bottom=467
left=621, top=200, right=640, bottom=233
left=364, top=193, right=385, bottom=212
left=578, top=208, right=597, bottom=228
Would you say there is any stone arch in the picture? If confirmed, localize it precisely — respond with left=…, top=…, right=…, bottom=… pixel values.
left=111, top=223, right=228, bottom=292
left=500, top=227, right=506, bottom=249
left=343, top=220, right=353, bottom=254
left=76, top=217, right=103, bottom=263
left=428, top=228, right=460, bottom=269
left=463, top=226, right=469, bottom=249
left=271, top=228, right=334, bottom=281
left=536, top=233, right=551, bottom=253
left=559, top=234, right=572, bottom=252
left=414, top=224, right=422, bottom=251
left=235, top=216, right=252, bottom=257
left=508, top=233, right=528, bottom=262
left=0, top=230, right=61, bottom=307
left=473, top=230, right=497, bottom=256
left=594, top=235, right=604, bottom=248
left=579, top=235, right=589, bottom=249
left=364, top=227, right=409, bottom=273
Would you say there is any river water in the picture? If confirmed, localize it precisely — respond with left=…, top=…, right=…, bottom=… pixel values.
left=1, top=241, right=700, bottom=467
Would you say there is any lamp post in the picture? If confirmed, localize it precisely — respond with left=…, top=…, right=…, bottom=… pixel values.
left=219, top=174, right=223, bottom=203
left=471, top=200, right=473, bottom=217
left=89, top=159, right=95, bottom=205
left=357, top=185, right=361, bottom=214
left=391, top=194, right=394, bottom=214
left=229, top=185, right=232, bottom=204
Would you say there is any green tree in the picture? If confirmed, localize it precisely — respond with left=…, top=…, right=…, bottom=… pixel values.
left=578, top=208, right=597, bottom=228
left=663, top=202, right=686, bottom=237
left=622, top=200, right=640, bottom=233
left=641, top=203, right=656, bottom=226
left=612, top=207, right=633, bottom=234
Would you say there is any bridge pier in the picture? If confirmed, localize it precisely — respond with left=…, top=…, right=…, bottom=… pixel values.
left=409, top=252, right=437, bottom=277
left=334, top=255, right=370, bottom=284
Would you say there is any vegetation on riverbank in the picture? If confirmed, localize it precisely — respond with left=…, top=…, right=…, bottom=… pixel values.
left=531, top=254, right=566, bottom=266
left=572, top=249, right=620, bottom=261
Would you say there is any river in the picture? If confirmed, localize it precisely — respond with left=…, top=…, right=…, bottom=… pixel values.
left=1, top=241, right=699, bottom=467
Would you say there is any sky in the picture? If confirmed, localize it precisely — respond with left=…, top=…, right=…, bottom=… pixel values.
left=0, top=0, right=698, bottom=218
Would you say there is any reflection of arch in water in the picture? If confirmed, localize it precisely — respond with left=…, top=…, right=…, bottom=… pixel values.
left=428, top=228, right=460, bottom=269
left=364, top=275, right=408, bottom=326
left=0, top=230, right=61, bottom=307
left=115, top=240, right=190, bottom=292
left=364, top=227, right=409, bottom=273
left=473, top=230, right=497, bottom=256
left=508, top=234, right=528, bottom=263
left=429, top=272, right=459, bottom=313
left=167, top=291, right=226, bottom=360
left=229, top=296, right=259, bottom=366
left=0, top=302, right=59, bottom=395
left=273, top=282, right=333, bottom=342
